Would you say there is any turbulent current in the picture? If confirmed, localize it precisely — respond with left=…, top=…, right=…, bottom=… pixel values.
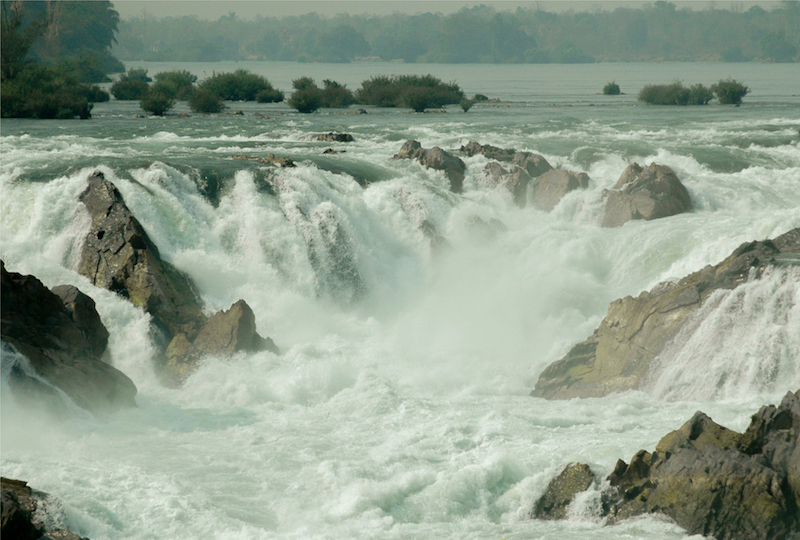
left=2, top=61, right=800, bottom=539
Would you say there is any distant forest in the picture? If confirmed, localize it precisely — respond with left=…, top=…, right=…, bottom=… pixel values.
left=114, top=2, right=800, bottom=64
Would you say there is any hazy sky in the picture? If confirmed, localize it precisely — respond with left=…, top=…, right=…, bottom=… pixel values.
left=113, top=1, right=782, bottom=20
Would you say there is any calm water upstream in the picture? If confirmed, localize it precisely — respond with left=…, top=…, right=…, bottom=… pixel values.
left=2, top=61, right=799, bottom=539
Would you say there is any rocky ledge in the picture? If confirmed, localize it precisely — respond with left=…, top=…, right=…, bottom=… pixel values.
left=533, top=390, right=800, bottom=540
left=394, top=140, right=466, bottom=193
left=78, top=172, right=278, bottom=383
left=1, top=477, right=89, bottom=540
left=532, top=228, right=800, bottom=400
left=1, top=261, right=136, bottom=413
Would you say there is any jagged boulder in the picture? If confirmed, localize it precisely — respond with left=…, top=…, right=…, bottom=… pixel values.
left=532, top=463, right=596, bottom=520
left=231, top=154, right=296, bottom=168
left=532, top=391, right=800, bottom=540
left=601, top=163, right=691, bottom=227
left=1, top=478, right=89, bottom=540
left=532, top=228, right=800, bottom=399
left=531, top=169, right=590, bottom=212
left=461, top=141, right=553, bottom=178
left=78, top=172, right=207, bottom=345
left=1, top=261, right=137, bottom=413
left=314, top=132, right=354, bottom=143
left=394, top=140, right=466, bottom=193
left=461, top=141, right=515, bottom=161
left=480, top=162, right=532, bottom=207
left=166, top=300, right=278, bottom=380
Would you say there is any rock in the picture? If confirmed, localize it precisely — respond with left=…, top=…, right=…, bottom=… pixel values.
left=480, top=162, right=532, bottom=206
left=601, top=163, right=691, bottom=227
left=531, top=169, right=590, bottom=212
left=394, top=140, right=466, bottom=193
left=460, top=141, right=553, bottom=178
left=322, top=148, right=341, bottom=155
left=532, top=228, right=800, bottom=399
left=78, top=172, right=207, bottom=346
left=1, top=478, right=89, bottom=540
left=532, top=463, right=596, bottom=520
left=315, top=132, right=354, bottom=143
left=166, top=300, right=279, bottom=380
left=355, top=108, right=368, bottom=115
left=231, top=154, right=295, bottom=168
left=461, top=141, right=515, bottom=161
left=1, top=262, right=137, bottom=413
left=534, top=392, right=800, bottom=540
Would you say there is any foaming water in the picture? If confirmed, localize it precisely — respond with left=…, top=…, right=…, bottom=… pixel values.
left=1, top=62, right=799, bottom=539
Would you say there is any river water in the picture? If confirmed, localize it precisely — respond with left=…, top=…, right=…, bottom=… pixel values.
left=2, top=62, right=799, bottom=540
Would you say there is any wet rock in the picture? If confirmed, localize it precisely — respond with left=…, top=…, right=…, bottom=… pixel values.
left=532, top=463, right=596, bottom=520
left=322, top=148, right=340, bottom=155
left=480, top=162, right=531, bottom=207
left=531, top=169, right=590, bottom=212
left=1, top=478, right=89, bottom=540
left=166, top=300, right=278, bottom=380
left=601, top=163, right=691, bottom=227
left=394, top=140, right=466, bottom=193
left=315, top=132, right=354, bottom=143
left=78, top=172, right=206, bottom=346
left=532, top=228, right=800, bottom=399
left=231, top=154, right=295, bottom=168
left=461, top=141, right=515, bottom=161
left=511, top=151, right=553, bottom=178
left=1, top=261, right=137, bottom=413
left=461, top=141, right=553, bottom=178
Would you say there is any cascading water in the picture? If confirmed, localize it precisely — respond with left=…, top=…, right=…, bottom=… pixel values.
left=1, top=61, right=799, bottom=540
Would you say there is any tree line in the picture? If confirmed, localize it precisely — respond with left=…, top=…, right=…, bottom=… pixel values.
left=114, top=2, right=800, bottom=64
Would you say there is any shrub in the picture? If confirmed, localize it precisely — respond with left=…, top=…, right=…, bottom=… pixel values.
left=473, top=94, right=489, bottom=102
left=638, top=82, right=690, bottom=105
left=687, top=83, right=713, bottom=105
left=711, top=79, right=749, bottom=105
left=255, top=88, right=284, bottom=103
left=1, top=65, right=93, bottom=119
left=460, top=98, right=474, bottom=112
left=85, top=85, right=110, bottom=103
left=321, top=79, right=355, bottom=108
left=188, top=88, right=224, bottom=113
left=603, top=81, right=621, bottom=95
left=111, top=68, right=152, bottom=100
left=198, top=69, right=282, bottom=101
left=356, top=74, right=464, bottom=112
left=140, top=87, right=174, bottom=115
left=153, top=69, right=196, bottom=100
left=288, top=77, right=323, bottom=113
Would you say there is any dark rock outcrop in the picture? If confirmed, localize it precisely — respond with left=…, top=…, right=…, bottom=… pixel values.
left=315, top=132, right=354, bottom=143
left=480, top=162, right=532, bottom=207
left=533, top=463, right=596, bottom=520
left=1, top=261, right=137, bottom=413
left=461, top=141, right=553, bottom=178
left=532, top=228, right=800, bottom=399
left=78, top=172, right=206, bottom=345
left=601, top=163, right=691, bottom=227
left=1, top=478, right=89, bottom=540
left=532, top=391, right=800, bottom=540
left=166, top=300, right=278, bottom=379
left=231, top=154, right=295, bottom=168
left=77, top=172, right=278, bottom=383
left=531, top=169, right=590, bottom=212
left=394, top=140, right=466, bottom=193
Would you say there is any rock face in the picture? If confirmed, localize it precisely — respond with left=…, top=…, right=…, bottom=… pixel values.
left=601, top=163, right=691, bottom=227
left=1, top=477, right=89, bottom=540
left=532, top=228, right=800, bottom=399
left=315, top=132, right=354, bottom=143
left=460, top=141, right=553, bottom=178
left=532, top=463, right=596, bottom=520
left=78, top=172, right=207, bottom=345
left=1, top=261, right=137, bottom=413
left=394, top=140, right=466, bottom=193
left=166, top=300, right=279, bottom=379
left=531, top=169, right=590, bottom=212
left=480, top=162, right=532, bottom=207
left=77, top=172, right=278, bottom=383
left=532, top=391, right=800, bottom=540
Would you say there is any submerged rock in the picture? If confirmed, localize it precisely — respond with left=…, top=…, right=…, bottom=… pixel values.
left=314, top=132, right=354, bottom=143
left=533, top=463, right=596, bottom=520
left=532, top=391, right=800, bottom=539
left=394, top=140, right=466, bottom=193
left=601, top=163, right=691, bottom=227
left=231, top=154, right=295, bottom=168
left=1, top=261, right=137, bottom=413
left=532, top=228, right=800, bottom=399
left=1, top=477, right=89, bottom=540
left=531, top=169, right=590, bottom=212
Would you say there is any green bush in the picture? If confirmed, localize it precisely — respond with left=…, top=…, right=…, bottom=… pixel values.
left=153, top=69, right=196, bottom=100
left=355, top=74, right=464, bottom=111
left=321, top=79, right=355, bottom=108
left=255, top=88, right=284, bottom=103
left=140, top=87, right=174, bottom=115
left=603, top=81, right=621, bottom=95
left=85, top=85, right=110, bottom=103
left=711, top=79, right=749, bottom=105
left=473, top=94, right=489, bottom=102
left=198, top=69, right=282, bottom=101
left=111, top=68, right=152, bottom=100
left=1, top=65, right=93, bottom=119
left=687, top=83, right=713, bottom=105
left=188, top=88, right=224, bottom=113
left=639, top=82, right=690, bottom=105
left=460, top=98, right=474, bottom=112
left=288, top=77, right=323, bottom=113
